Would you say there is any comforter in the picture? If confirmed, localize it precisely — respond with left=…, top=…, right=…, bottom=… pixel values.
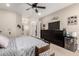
left=0, top=39, right=35, bottom=56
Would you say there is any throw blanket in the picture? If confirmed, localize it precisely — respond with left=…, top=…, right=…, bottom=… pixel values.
left=0, top=39, right=35, bottom=56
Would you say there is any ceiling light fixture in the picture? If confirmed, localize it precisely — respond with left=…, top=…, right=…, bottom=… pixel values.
left=6, top=3, right=10, bottom=7
left=38, top=12, right=41, bottom=16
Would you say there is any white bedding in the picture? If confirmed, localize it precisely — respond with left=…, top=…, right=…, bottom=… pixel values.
left=15, top=36, right=48, bottom=50
left=0, top=36, right=49, bottom=56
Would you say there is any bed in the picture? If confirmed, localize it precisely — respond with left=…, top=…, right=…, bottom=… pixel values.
left=0, top=36, right=50, bottom=56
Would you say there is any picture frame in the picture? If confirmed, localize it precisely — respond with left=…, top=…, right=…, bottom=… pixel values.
left=67, top=16, right=77, bottom=25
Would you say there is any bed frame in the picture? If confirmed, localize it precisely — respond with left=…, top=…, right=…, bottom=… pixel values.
left=35, top=44, right=50, bottom=56
left=30, top=36, right=50, bottom=56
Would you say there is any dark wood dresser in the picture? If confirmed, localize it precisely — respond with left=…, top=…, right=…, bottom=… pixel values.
left=41, top=30, right=64, bottom=48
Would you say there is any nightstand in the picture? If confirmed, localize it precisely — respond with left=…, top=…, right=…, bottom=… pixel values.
left=64, top=36, right=77, bottom=52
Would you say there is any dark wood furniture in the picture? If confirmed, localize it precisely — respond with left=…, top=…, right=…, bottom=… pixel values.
left=64, top=36, right=77, bottom=52
left=35, top=44, right=50, bottom=56
left=48, top=21, right=60, bottom=30
left=41, top=30, right=64, bottom=47
left=32, top=36, right=50, bottom=56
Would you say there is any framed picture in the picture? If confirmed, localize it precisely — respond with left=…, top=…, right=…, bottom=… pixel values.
left=67, top=16, right=77, bottom=25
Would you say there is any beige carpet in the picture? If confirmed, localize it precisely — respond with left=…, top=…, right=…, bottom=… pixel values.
left=50, top=43, right=79, bottom=56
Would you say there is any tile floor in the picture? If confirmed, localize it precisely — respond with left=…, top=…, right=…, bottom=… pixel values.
left=50, top=43, right=79, bottom=56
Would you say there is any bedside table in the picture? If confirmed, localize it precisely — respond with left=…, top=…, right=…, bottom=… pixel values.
left=64, top=36, right=77, bottom=52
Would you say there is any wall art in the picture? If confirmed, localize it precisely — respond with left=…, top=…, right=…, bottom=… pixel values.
left=67, top=16, right=77, bottom=25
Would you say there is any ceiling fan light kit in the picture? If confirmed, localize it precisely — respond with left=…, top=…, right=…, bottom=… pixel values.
left=38, top=12, right=41, bottom=16
left=6, top=3, right=10, bottom=7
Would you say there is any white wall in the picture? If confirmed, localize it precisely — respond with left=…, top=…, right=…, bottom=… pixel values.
left=0, top=10, right=22, bottom=37
left=41, top=4, right=79, bottom=49
left=16, top=14, right=22, bottom=36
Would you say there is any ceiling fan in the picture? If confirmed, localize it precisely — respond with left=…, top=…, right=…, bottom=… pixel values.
left=26, top=3, right=46, bottom=13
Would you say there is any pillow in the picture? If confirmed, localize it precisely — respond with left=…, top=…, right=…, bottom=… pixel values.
left=0, top=35, right=9, bottom=48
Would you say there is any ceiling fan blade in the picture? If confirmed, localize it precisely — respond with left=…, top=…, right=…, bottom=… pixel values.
left=26, top=3, right=32, bottom=6
left=32, top=3, right=38, bottom=6
left=34, top=3, right=38, bottom=6
left=35, top=9, right=38, bottom=13
left=26, top=7, right=32, bottom=10
left=37, top=6, right=46, bottom=9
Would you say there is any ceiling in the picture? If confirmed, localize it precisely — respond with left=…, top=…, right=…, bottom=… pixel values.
left=0, top=3, right=73, bottom=19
